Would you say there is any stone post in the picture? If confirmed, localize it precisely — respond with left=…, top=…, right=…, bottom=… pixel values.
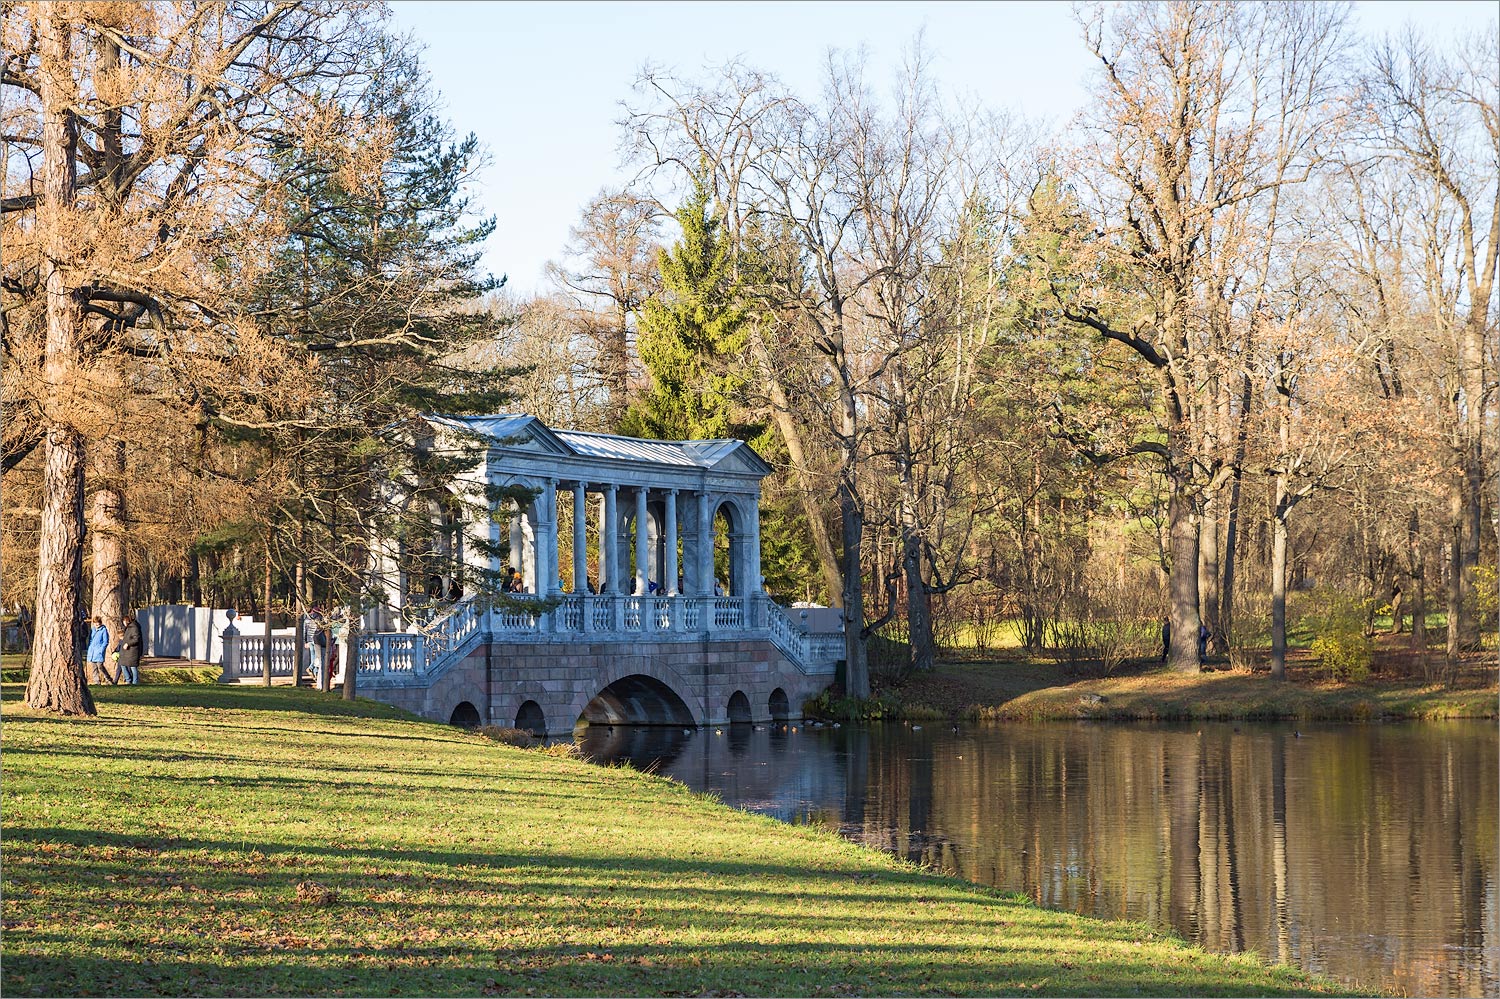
left=218, top=612, right=241, bottom=683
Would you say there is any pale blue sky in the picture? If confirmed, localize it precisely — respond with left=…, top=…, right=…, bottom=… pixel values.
left=387, top=1, right=1495, bottom=297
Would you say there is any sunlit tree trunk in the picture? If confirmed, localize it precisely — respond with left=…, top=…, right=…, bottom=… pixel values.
left=89, top=440, right=128, bottom=683
left=26, top=8, right=94, bottom=716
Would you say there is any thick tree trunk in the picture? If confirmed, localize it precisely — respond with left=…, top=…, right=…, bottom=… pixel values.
left=1167, top=487, right=1202, bottom=673
left=341, top=592, right=361, bottom=701
left=840, top=475, right=869, bottom=698
left=27, top=9, right=95, bottom=716
left=902, top=524, right=934, bottom=672
left=1220, top=462, right=1244, bottom=652
left=1199, top=486, right=1221, bottom=653
left=89, top=442, right=128, bottom=682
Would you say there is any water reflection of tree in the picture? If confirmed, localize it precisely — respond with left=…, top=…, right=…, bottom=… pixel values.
left=834, top=722, right=1495, bottom=998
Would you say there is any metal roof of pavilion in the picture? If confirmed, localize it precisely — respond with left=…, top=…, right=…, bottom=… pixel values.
left=427, top=414, right=773, bottom=477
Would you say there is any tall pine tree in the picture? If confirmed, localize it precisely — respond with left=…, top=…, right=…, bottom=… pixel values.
left=622, top=177, right=749, bottom=441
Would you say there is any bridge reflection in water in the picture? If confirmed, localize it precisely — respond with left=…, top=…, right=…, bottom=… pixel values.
left=577, top=719, right=1498, bottom=999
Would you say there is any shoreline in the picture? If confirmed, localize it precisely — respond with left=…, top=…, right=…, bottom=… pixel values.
left=834, top=656, right=1499, bottom=724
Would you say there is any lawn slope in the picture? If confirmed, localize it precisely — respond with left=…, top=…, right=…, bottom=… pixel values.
left=1, top=685, right=1341, bottom=997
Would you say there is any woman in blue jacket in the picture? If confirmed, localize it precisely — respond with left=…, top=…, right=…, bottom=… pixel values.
left=85, top=616, right=113, bottom=684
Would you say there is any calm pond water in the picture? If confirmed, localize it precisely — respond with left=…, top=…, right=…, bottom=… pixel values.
left=577, top=719, right=1498, bottom=997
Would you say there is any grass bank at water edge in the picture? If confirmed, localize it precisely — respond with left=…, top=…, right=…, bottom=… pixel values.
left=0, top=684, right=1346, bottom=997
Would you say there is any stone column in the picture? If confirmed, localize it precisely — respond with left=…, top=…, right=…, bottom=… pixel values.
left=541, top=478, right=558, bottom=596
left=572, top=482, right=588, bottom=593
left=698, top=491, right=714, bottom=596
left=634, top=486, right=649, bottom=596
left=509, top=501, right=524, bottom=581
left=746, top=493, right=762, bottom=594
left=601, top=485, right=618, bottom=593
left=664, top=489, right=679, bottom=595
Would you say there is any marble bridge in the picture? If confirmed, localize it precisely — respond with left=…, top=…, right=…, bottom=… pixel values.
left=225, top=415, right=841, bottom=734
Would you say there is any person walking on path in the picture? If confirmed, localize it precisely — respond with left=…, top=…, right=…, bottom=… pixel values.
left=85, top=617, right=114, bottom=684
left=116, top=614, right=143, bottom=684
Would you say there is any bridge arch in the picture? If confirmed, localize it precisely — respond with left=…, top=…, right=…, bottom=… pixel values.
left=726, top=690, right=751, bottom=724
left=579, top=674, right=697, bottom=727
left=568, top=654, right=703, bottom=728
left=768, top=687, right=790, bottom=721
left=515, top=700, right=546, bottom=736
left=449, top=701, right=481, bottom=727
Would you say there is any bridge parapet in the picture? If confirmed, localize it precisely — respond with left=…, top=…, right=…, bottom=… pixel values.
left=219, top=595, right=842, bottom=701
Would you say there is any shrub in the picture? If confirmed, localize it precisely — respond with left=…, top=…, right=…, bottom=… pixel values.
left=803, top=689, right=902, bottom=721
left=475, top=725, right=535, bottom=748
left=1307, top=593, right=1374, bottom=681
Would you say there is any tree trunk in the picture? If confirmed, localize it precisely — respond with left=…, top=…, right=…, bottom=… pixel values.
left=1220, top=461, right=1245, bottom=653
left=1199, top=486, right=1222, bottom=654
left=262, top=541, right=273, bottom=686
left=1167, top=487, right=1202, bottom=673
left=294, top=559, right=306, bottom=688
left=1270, top=492, right=1290, bottom=681
left=341, top=592, right=361, bottom=701
left=840, top=475, right=869, bottom=698
left=1446, top=503, right=1462, bottom=661
left=26, top=8, right=95, bottom=716
left=89, top=441, right=128, bottom=682
left=902, top=523, right=934, bottom=672
left=1410, top=512, right=1427, bottom=655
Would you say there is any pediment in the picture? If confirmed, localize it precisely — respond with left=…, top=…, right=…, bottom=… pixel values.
left=428, top=414, right=574, bottom=456
left=685, top=440, right=775, bottom=477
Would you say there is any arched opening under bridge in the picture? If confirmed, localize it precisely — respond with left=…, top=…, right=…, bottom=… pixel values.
left=578, top=674, right=697, bottom=728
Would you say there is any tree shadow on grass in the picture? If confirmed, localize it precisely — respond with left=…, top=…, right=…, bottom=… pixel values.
left=2, top=826, right=1327, bottom=998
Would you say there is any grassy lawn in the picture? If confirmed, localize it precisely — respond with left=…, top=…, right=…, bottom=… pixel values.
left=0, top=684, right=1342, bottom=997
left=893, top=654, right=1497, bottom=722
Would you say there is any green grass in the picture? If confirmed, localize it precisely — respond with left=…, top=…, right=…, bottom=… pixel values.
left=1, top=684, right=1343, bottom=997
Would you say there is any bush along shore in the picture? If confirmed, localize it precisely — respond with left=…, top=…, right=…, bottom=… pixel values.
left=0, top=683, right=1344, bottom=997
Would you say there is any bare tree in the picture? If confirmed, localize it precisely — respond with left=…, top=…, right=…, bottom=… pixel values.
left=546, top=189, right=660, bottom=429
left=1056, top=1, right=1349, bottom=671
left=1362, top=26, right=1499, bottom=653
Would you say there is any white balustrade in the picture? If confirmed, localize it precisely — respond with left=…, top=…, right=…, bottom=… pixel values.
left=712, top=597, right=745, bottom=629
left=648, top=596, right=672, bottom=631
left=557, top=595, right=584, bottom=631
left=590, top=597, right=613, bottom=631
left=683, top=597, right=703, bottom=630
left=233, top=635, right=301, bottom=678
left=623, top=597, right=642, bottom=632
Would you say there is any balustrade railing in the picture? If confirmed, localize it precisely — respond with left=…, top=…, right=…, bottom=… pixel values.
left=711, top=597, right=745, bottom=629
left=232, top=635, right=301, bottom=678
left=358, top=633, right=424, bottom=674
left=260, top=592, right=843, bottom=686
left=557, top=595, right=583, bottom=631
